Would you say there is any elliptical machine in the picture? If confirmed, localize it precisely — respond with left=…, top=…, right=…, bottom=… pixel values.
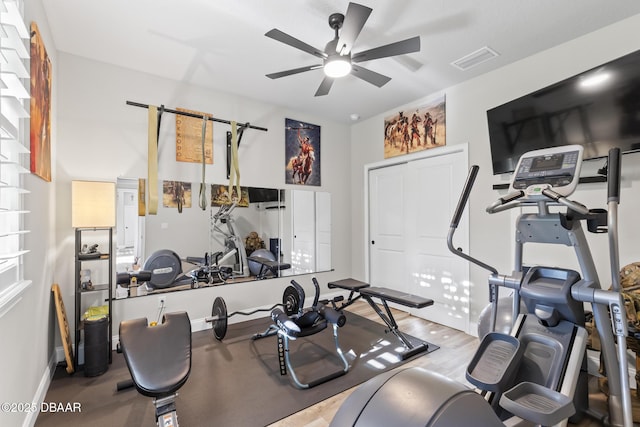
left=210, top=202, right=249, bottom=278
left=330, top=145, right=632, bottom=427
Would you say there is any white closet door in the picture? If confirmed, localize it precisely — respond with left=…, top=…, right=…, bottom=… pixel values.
left=405, top=150, right=469, bottom=331
left=123, top=191, right=138, bottom=248
left=368, top=164, right=409, bottom=293
left=315, top=192, right=331, bottom=272
left=117, top=188, right=138, bottom=249
left=367, top=146, right=469, bottom=332
left=291, top=190, right=316, bottom=273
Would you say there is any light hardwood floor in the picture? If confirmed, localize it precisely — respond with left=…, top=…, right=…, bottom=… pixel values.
left=270, top=301, right=621, bottom=427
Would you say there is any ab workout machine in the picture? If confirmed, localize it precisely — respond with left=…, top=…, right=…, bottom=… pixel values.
left=204, top=282, right=305, bottom=340
left=253, top=278, right=349, bottom=389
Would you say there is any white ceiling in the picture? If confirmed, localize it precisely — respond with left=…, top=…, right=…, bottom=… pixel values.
left=41, top=0, right=640, bottom=123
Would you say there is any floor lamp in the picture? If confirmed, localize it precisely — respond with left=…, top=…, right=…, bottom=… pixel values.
left=71, top=180, right=116, bottom=370
left=72, top=181, right=116, bottom=229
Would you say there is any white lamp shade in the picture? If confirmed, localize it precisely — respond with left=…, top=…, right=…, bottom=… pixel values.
left=72, top=181, right=116, bottom=228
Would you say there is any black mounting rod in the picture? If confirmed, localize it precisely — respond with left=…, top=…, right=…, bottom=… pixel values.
left=126, top=100, right=268, bottom=132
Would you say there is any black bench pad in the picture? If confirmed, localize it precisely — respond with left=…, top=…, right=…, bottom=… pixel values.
left=248, top=256, right=291, bottom=270
left=360, top=286, right=434, bottom=309
left=119, top=311, right=192, bottom=398
left=328, top=278, right=371, bottom=291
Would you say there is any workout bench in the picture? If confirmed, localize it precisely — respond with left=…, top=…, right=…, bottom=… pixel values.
left=247, top=255, right=291, bottom=279
left=328, top=278, right=433, bottom=360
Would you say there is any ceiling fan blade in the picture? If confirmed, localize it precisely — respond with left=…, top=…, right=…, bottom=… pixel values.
left=337, top=2, right=372, bottom=55
left=266, top=65, right=323, bottom=79
left=314, top=76, right=334, bottom=96
left=265, top=29, right=327, bottom=59
left=351, top=65, right=391, bottom=88
left=352, top=36, right=421, bottom=63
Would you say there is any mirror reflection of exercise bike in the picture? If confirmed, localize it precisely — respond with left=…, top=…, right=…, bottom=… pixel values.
left=331, top=145, right=633, bottom=427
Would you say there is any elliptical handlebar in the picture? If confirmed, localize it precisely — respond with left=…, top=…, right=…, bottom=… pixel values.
left=213, top=202, right=238, bottom=221
left=607, top=148, right=623, bottom=294
left=601, top=149, right=632, bottom=427
left=540, top=188, right=590, bottom=215
left=485, top=190, right=525, bottom=214
left=447, top=165, right=498, bottom=275
left=608, top=147, right=621, bottom=203
left=450, top=165, right=479, bottom=229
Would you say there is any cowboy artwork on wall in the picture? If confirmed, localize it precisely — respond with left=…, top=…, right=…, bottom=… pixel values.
left=211, top=184, right=250, bottom=207
left=285, top=118, right=321, bottom=186
left=162, top=180, right=192, bottom=210
left=384, top=94, right=446, bottom=159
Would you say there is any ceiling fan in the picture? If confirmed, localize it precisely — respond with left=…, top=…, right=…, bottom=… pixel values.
left=265, top=2, right=421, bottom=96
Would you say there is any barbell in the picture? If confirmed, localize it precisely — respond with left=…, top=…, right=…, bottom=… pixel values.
left=204, top=285, right=302, bottom=340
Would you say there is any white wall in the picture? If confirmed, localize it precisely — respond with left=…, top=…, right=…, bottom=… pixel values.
left=351, top=14, right=640, bottom=334
left=0, top=2, right=59, bottom=427
left=53, top=53, right=353, bottom=344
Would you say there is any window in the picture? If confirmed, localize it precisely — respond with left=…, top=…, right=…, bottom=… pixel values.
left=0, top=0, right=31, bottom=316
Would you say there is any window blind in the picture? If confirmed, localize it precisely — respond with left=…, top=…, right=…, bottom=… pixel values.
left=0, top=0, right=31, bottom=316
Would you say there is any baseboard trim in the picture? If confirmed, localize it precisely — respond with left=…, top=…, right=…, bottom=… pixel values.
left=24, top=353, right=57, bottom=427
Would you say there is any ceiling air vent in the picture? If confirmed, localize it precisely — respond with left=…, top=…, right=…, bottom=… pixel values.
left=451, top=46, right=499, bottom=71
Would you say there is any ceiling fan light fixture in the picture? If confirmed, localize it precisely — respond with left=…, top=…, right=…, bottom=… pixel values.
left=265, top=3, right=419, bottom=95
left=324, top=56, right=352, bottom=78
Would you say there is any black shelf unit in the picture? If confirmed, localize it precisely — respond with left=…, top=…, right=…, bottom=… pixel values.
left=74, top=227, right=113, bottom=370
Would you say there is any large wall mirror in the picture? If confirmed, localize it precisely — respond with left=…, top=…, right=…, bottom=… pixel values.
left=115, top=178, right=331, bottom=296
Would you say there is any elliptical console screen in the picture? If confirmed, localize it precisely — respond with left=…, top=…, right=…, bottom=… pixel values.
left=529, top=154, right=563, bottom=172
left=511, top=145, right=583, bottom=199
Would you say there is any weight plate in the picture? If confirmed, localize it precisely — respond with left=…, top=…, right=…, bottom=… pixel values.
left=283, top=285, right=300, bottom=316
left=143, top=250, right=183, bottom=289
left=212, top=296, right=228, bottom=340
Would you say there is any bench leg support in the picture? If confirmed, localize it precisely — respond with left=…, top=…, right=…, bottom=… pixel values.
left=362, top=296, right=429, bottom=360
left=333, top=291, right=363, bottom=311
left=155, top=395, right=179, bottom=427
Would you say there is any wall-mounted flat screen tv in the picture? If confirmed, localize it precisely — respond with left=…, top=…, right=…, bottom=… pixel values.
left=487, top=49, right=640, bottom=175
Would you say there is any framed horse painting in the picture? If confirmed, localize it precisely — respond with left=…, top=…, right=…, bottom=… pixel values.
left=383, top=94, right=446, bottom=159
left=285, top=118, right=321, bottom=186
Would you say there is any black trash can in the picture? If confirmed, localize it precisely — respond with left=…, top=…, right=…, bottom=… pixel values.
left=84, top=316, right=109, bottom=377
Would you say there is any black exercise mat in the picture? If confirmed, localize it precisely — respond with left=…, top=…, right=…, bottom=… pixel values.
left=36, top=311, right=438, bottom=427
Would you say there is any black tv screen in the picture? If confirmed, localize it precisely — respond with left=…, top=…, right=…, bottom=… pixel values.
left=487, top=49, right=640, bottom=175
